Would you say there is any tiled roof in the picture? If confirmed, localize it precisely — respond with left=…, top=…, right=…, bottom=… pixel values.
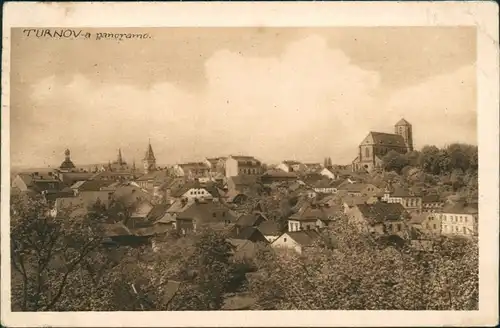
left=228, top=175, right=259, bottom=186
left=234, top=226, right=263, bottom=240
left=368, top=132, right=406, bottom=147
left=285, top=230, right=321, bottom=246
left=356, top=203, right=406, bottom=223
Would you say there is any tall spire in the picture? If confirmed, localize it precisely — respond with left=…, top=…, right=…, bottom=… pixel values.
left=144, top=140, right=156, bottom=161
left=143, top=140, right=157, bottom=174
left=117, top=148, right=123, bottom=165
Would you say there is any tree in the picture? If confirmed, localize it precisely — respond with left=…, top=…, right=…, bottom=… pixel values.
left=10, top=194, right=103, bottom=311
left=170, top=230, right=237, bottom=310
left=248, top=215, right=478, bottom=310
left=382, top=150, right=409, bottom=174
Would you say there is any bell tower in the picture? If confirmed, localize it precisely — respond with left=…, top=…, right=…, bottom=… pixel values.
left=394, top=118, right=413, bottom=152
left=143, top=140, right=157, bottom=174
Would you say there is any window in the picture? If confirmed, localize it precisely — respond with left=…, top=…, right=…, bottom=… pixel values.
left=222, top=212, right=226, bottom=217
left=433, top=224, right=437, bottom=229
left=397, top=224, right=401, bottom=232
left=212, top=213, right=216, bottom=218
left=365, top=147, right=370, bottom=158
left=284, top=238, right=287, bottom=242
left=463, top=227, right=467, bottom=234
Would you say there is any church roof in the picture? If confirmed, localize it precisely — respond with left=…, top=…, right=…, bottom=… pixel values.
left=144, top=143, right=156, bottom=161
left=395, top=118, right=411, bottom=126
left=367, top=132, right=405, bottom=147
left=59, top=159, right=76, bottom=169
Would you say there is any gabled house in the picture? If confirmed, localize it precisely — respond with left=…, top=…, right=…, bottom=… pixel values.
left=170, top=181, right=220, bottom=201
left=51, top=190, right=114, bottom=218
left=225, top=155, right=263, bottom=177
left=271, top=229, right=322, bottom=255
left=409, top=212, right=441, bottom=235
left=287, top=203, right=341, bottom=232
left=12, top=172, right=66, bottom=194
left=348, top=203, right=409, bottom=238
left=176, top=200, right=238, bottom=234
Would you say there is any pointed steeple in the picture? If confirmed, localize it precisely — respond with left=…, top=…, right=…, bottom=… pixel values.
left=143, top=140, right=157, bottom=174
left=144, top=139, right=156, bottom=161
left=132, top=159, right=136, bottom=172
left=117, top=148, right=124, bottom=165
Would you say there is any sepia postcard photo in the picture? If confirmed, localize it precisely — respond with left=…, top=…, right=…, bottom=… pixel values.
left=1, top=2, right=499, bottom=327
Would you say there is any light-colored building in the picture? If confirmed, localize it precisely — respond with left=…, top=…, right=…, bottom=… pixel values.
left=225, top=155, right=263, bottom=177
left=409, top=212, right=441, bottom=235
left=352, top=118, right=413, bottom=172
left=271, top=230, right=322, bottom=255
left=440, top=203, right=478, bottom=238
left=319, top=167, right=337, bottom=180
left=383, top=186, right=422, bottom=213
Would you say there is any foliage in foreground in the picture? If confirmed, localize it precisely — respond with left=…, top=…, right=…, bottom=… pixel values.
left=248, top=217, right=478, bottom=310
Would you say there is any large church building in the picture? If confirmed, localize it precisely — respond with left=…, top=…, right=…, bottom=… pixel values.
left=352, top=118, right=414, bottom=172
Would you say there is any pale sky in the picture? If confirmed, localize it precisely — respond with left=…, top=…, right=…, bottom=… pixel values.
left=10, top=27, right=477, bottom=168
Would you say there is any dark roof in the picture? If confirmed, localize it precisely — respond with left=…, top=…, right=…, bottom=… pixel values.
left=235, top=213, right=262, bottom=227
left=356, top=203, right=406, bottom=224
left=311, top=179, right=343, bottom=189
left=70, top=179, right=114, bottom=191
left=234, top=226, right=263, bottom=240
left=176, top=201, right=237, bottom=223
left=367, top=132, right=406, bottom=147
left=282, top=160, right=302, bottom=166
left=442, top=203, right=478, bottom=215
left=230, top=156, right=261, bottom=166
left=391, top=186, right=416, bottom=198
left=262, top=169, right=298, bottom=178
left=422, top=194, right=442, bottom=203
left=290, top=204, right=340, bottom=222
left=228, top=175, right=259, bottom=186
left=285, top=230, right=321, bottom=246
left=257, top=220, right=280, bottom=235
left=338, top=182, right=370, bottom=193
left=147, top=204, right=171, bottom=221
left=59, top=159, right=76, bottom=170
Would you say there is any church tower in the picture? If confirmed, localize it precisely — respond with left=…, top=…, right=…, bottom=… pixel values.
left=59, top=148, right=76, bottom=172
left=394, top=118, right=413, bottom=152
left=143, top=140, right=157, bottom=174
